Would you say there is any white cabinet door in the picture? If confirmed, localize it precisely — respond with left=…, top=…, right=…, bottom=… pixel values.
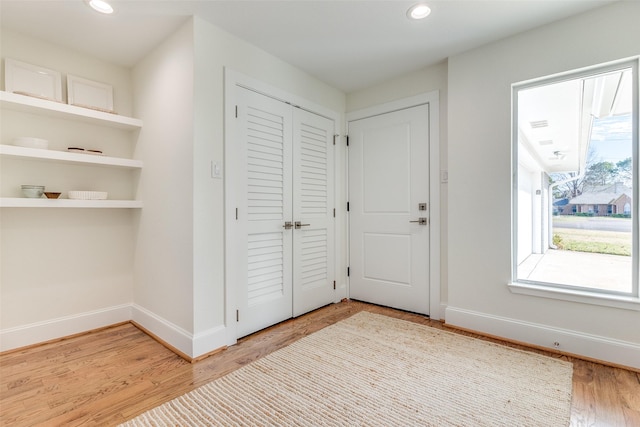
left=234, top=87, right=293, bottom=338
left=292, top=108, right=335, bottom=316
left=231, top=87, right=336, bottom=337
left=348, top=104, right=430, bottom=314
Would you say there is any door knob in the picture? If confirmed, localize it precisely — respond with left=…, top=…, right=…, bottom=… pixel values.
left=283, top=221, right=293, bottom=230
left=294, top=221, right=310, bottom=229
left=409, top=217, right=428, bottom=225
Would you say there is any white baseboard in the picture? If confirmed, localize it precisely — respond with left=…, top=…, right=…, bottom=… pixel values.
left=130, top=304, right=193, bottom=356
left=1, top=304, right=229, bottom=360
left=131, top=304, right=228, bottom=359
left=445, top=306, right=640, bottom=370
left=193, top=324, right=228, bottom=358
left=439, top=303, right=448, bottom=321
left=0, top=304, right=132, bottom=352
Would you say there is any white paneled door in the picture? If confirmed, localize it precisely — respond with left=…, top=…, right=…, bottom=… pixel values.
left=231, top=87, right=335, bottom=338
left=348, top=104, right=430, bottom=314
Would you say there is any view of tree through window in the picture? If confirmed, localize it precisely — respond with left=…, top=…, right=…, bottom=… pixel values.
left=513, top=63, right=636, bottom=296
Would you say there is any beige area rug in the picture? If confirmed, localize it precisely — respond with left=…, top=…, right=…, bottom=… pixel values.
left=120, top=312, right=573, bottom=426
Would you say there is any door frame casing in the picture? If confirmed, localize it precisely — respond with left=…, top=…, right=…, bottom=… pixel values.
left=223, top=68, right=345, bottom=346
left=346, top=92, right=441, bottom=320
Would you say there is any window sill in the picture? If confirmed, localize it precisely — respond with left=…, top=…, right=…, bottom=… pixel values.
left=508, top=281, right=640, bottom=311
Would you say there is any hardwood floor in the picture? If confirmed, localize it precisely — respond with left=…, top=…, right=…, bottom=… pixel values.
left=1, top=300, right=639, bottom=426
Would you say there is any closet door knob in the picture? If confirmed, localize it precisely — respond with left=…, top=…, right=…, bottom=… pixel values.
left=294, top=221, right=310, bottom=229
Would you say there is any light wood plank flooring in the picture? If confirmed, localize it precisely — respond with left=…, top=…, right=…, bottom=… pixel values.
left=1, top=300, right=639, bottom=426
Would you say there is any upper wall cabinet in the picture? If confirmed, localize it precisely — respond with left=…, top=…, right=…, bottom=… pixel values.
left=0, top=91, right=144, bottom=208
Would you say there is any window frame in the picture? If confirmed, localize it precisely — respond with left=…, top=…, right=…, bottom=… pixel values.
left=510, top=57, right=640, bottom=307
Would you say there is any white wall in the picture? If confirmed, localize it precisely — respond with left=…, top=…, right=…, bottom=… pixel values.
left=0, top=30, right=136, bottom=350
left=191, top=17, right=345, bottom=354
left=131, top=19, right=195, bottom=352
left=131, top=17, right=345, bottom=358
left=446, top=1, right=640, bottom=368
left=346, top=61, right=449, bottom=306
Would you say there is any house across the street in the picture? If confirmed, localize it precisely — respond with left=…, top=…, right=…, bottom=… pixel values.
left=558, top=182, right=632, bottom=216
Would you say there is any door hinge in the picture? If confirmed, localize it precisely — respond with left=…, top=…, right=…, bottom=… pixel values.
left=236, top=309, right=239, bottom=322
left=333, top=280, right=336, bottom=290
left=235, top=208, right=238, bottom=220
left=347, top=267, right=350, bottom=277
left=235, top=105, right=238, bottom=118
left=333, top=134, right=338, bottom=145
left=347, top=202, right=350, bottom=212
left=346, top=135, right=350, bottom=147
left=333, top=208, right=336, bottom=218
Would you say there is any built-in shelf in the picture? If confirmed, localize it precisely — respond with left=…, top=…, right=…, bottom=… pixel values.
left=0, top=198, right=143, bottom=208
left=0, top=91, right=143, bottom=130
left=0, top=145, right=143, bottom=169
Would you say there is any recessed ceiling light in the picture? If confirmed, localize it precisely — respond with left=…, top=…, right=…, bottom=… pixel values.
left=407, top=3, right=432, bottom=20
left=86, top=0, right=114, bottom=15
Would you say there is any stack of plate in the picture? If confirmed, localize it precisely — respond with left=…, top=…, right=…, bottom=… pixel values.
left=13, top=137, right=49, bottom=150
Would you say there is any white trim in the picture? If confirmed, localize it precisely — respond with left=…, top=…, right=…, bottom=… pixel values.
left=346, top=91, right=442, bottom=320
left=445, top=305, right=640, bottom=370
left=0, top=303, right=228, bottom=358
left=192, top=325, right=228, bottom=358
left=225, top=69, right=340, bottom=123
left=439, top=303, right=448, bottom=321
left=0, top=304, right=131, bottom=352
left=511, top=57, right=640, bottom=300
left=346, top=93, right=435, bottom=122
left=224, top=69, right=239, bottom=346
left=509, top=281, right=640, bottom=311
left=131, top=304, right=193, bottom=357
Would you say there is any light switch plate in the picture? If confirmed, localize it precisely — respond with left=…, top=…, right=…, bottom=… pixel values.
left=211, top=161, right=222, bottom=179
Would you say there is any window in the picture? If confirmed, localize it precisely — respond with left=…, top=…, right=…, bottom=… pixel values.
left=512, top=59, right=638, bottom=299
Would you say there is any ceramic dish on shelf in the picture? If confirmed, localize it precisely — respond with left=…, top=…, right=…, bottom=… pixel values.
left=44, top=192, right=61, bottom=199
left=5, top=58, right=63, bottom=102
left=12, top=137, right=49, bottom=150
left=68, top=191, right=108, bottom=200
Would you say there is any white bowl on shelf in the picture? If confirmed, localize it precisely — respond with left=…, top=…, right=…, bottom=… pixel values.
left=68, top=191, right=108, bottom=200
left=12, top=137, right=49, bottom=150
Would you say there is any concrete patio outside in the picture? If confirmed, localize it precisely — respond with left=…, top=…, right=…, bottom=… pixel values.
left=518, top=249, right=632, bottom=293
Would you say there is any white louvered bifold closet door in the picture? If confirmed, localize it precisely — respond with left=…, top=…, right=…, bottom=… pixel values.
left=233, top=87, right=335, bottom=338
left=235, top=87, right=293, bottom=338
left=292, top=108, right=335, bottom=316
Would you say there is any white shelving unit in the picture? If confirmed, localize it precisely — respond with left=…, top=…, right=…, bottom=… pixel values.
left=0, top=144, right=143, bottom=169
left=0, top=198, right=143, bottom=208
left=0, top=91, right=142, bottom=130
left=0, top=91, right=143, bottom=209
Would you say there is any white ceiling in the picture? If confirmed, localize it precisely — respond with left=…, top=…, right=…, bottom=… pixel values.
left=0, top=0, right=616, bottom=93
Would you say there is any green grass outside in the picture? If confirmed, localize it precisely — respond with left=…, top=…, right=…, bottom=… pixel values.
left=553, top=228, right=631, bottom=256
